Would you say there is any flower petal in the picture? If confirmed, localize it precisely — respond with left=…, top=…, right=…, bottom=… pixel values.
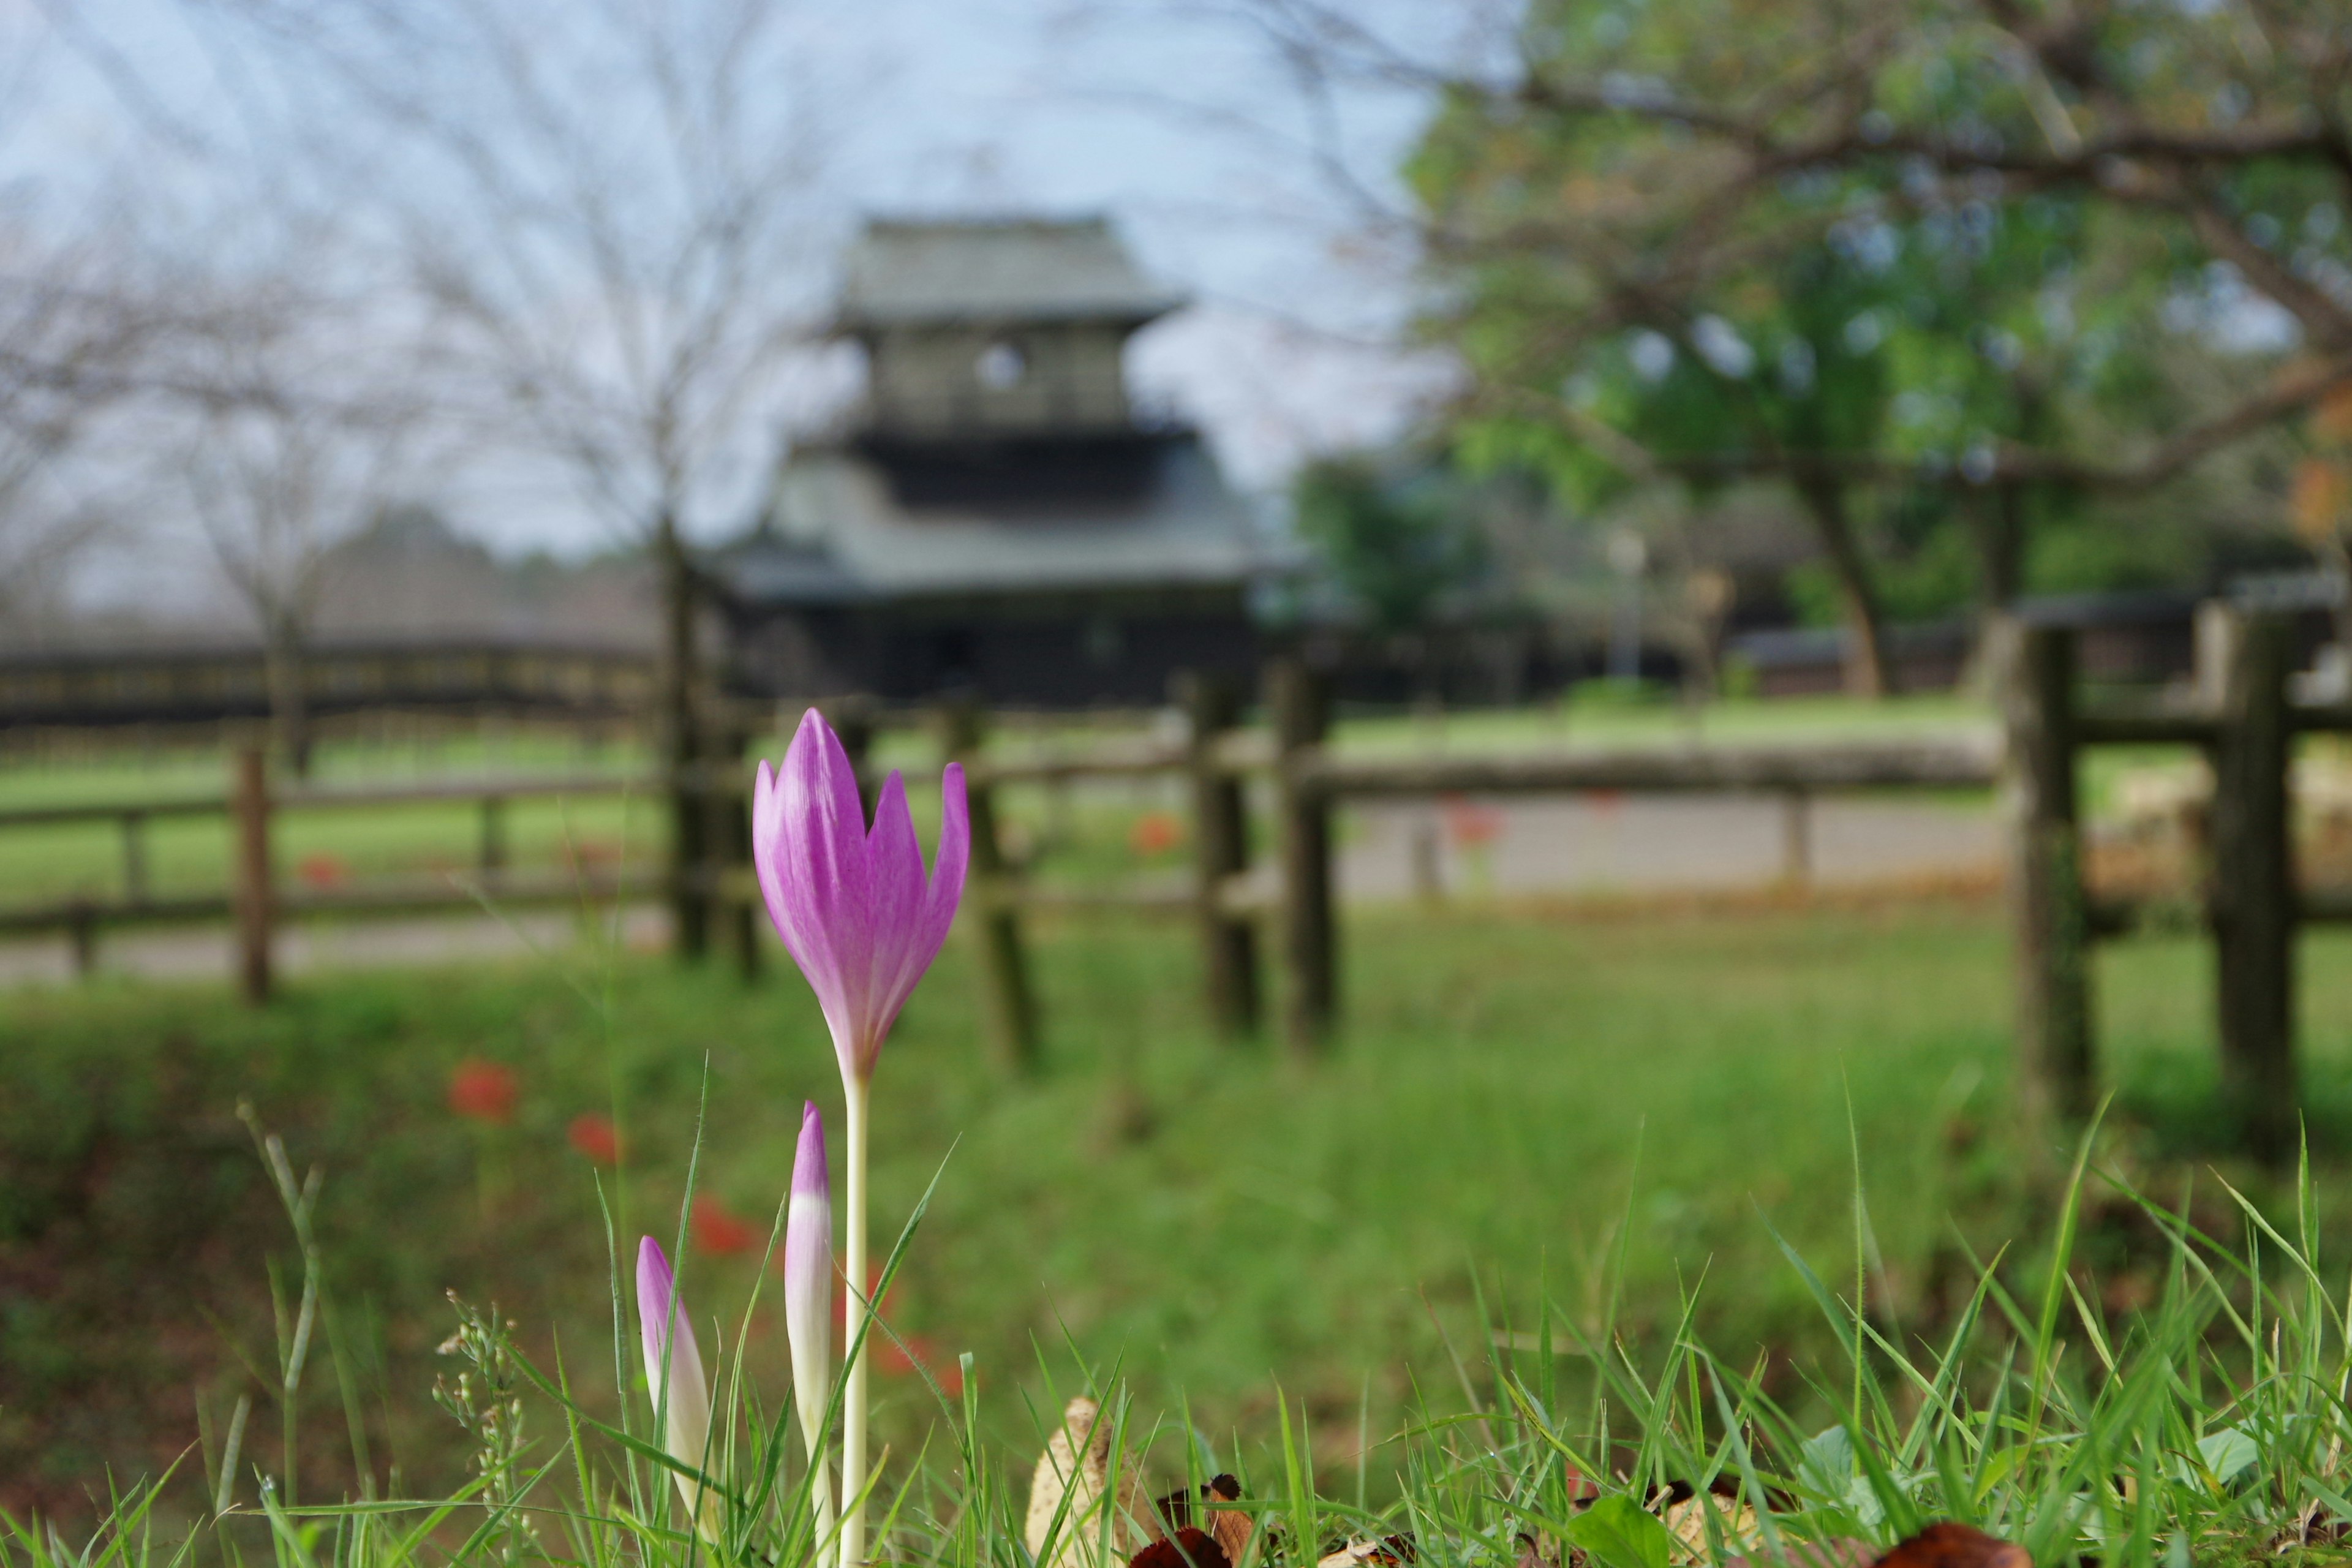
left=856, top=770, right=930, bottom=1076
left=921, top=762, right=971, bottom=962
left=752, top=760, right=799, bottom=965
left=774, top=710, right=873, bottom=1076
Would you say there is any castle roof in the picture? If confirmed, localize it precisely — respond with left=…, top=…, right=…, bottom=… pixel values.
left=717, top=432, right=1272, bottom=606
left=835, top=217, right=1185, bottom=330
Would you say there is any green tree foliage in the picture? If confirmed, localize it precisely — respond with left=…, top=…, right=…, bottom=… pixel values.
left=1396, top=0, right=2352, bottom=690
left=1294, top=456, right=1490, bottom=631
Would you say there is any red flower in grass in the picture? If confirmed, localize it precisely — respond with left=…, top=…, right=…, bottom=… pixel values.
left=567, top=1112, right=623, bottom=1167
left=296, top=853, right=351, bottom=890
left=692, top=1194, right=760, bottom=1257
left=564, top=837, right=625, bottom=870
left=448, top=1060, right=519, bottom=1125
left=875, top=1330, right=964, bottom=1395
left=1128, top=811, right=1184, bottom=858
left=1439, top=795, right=1505, bottom=849
left=830, top=1263, right=963, bottom=1393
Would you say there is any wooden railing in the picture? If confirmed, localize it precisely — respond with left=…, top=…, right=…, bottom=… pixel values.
left=12, top=617, right=2348, bottom=1161
left=0, top=764, right=660, bottom=994
left=655, top=670, right=2008, bottom=1069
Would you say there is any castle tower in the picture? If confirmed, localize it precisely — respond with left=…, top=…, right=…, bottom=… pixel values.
left=715, top=217, right=1265, bottom=705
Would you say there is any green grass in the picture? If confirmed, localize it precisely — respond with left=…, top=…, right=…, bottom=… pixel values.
left=9, top=896, right=2352, bottom=1540
left=14, top=908, right=2352, bottom=1566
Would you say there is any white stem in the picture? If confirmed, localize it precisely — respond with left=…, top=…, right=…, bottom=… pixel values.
left=840, top=1074, right=870, bottom=1568
left=801, top=1423, right=835, bottom=1558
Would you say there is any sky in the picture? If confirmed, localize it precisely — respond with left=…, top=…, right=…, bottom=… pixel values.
left=6, top=0, right=1483, bottom=582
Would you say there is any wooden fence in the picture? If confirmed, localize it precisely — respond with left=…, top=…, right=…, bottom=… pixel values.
left=0, top=639, right=657, bottom=736
left=2003, top=605, right=2352, bottom=1161
left=0, top=759, right=659, bottom=999
left=650, top=666, right=2004, bottom=1071
left=6, top=606, right=2348, bottom=1157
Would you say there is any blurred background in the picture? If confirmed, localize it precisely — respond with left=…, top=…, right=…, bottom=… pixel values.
left=6, top=0, right=2352, bottom=1533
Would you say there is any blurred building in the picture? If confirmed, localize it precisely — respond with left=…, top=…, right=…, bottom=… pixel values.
left=712, top=216, right=1268, bottom=706
left=0, top=508, right=658, bottom=731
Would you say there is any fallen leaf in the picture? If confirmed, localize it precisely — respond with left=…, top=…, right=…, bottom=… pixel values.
left=1025, top=1397, right=1145, bottom=1568
left=1316, top=1534, right=1417, bottom=1568
left=1155, top=1473, right=1252, bottom=1563
left=1662, top=1491, right=1761, bottom=1562
left=1725, top=1539, right=1876, bottom=1568
left=1131, top=1528, right=1231, bottom=1568
left=1869, top=1525, right=2029, bottom=1568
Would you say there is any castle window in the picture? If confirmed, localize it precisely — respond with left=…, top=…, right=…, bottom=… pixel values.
left=974, top=340, right=1027, bottom=390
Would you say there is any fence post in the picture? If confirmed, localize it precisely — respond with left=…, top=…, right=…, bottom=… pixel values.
left=66, top=898, right=97, bottom=979
left=707, top=712, right=762, bottom=982
left=1778, top=789, right=1812, bottom=892
left=232, top=744, right=274, bottom=1005
left=831, top=696, right=878, bottom=826
left=479, top=795, right=508, bottom=880
left=2205, top=604, right=2297, bottom=1162
left=941, top=697, right=1039, bottom=1073
left=1176, top=671, right=1259, bottom=1039
left=1268, top=657, right=1335, bottom=1056
left=1997, top=617, right=2090, bottom=1128
left=120, top=810, right=148, bottom=905
left=668, top=703, right=710, bottom=963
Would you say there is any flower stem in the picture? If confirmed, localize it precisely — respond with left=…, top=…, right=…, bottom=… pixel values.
left=840, top=1074, right=870, bottom=1568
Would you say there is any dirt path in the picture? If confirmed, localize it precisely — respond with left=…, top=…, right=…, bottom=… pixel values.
left=0, top=905, right=671, bottom=989
left=1340, top=793, right=1996, bottom=900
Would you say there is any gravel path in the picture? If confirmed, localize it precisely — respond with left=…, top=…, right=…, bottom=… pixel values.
left=1340, top=793, right=1997, bottom=900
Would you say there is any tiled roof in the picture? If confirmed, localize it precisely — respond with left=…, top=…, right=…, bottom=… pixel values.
left=717, top=432, right=1270, bottom=603
left=836, top=217, right=1184, bottom=328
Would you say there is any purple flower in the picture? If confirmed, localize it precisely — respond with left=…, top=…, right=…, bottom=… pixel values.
left=636, top=1237, right=721, bottom=1539
left=753, top=709, right=970, bottom=1086
left=784, top=1101, right=834, bottom=1458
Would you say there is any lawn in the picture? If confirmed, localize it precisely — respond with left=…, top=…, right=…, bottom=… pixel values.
left=7, top=893, right=2352, bottom=1530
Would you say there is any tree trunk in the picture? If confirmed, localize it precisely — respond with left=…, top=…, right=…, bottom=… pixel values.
left=658, top=512, right=709, bottom=962
left=1961, top=482, right=2030, bottom=695
left=1795, top=474, right=1891, bottom=698
left=1973, top=482, right=2027, bottom=611
left=263, top=611, right=313, bottom=777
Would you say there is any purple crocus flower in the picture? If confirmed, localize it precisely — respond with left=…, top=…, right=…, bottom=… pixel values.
left=785, top=1102, right=835, bottom=1532
left=751, top=707, right=968, bottom=1568
left=636, top=1237, right=722, bottom=1540
left=753, top=709, right=970, bottom=1088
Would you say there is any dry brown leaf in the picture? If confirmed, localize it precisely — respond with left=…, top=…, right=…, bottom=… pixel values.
left=1662, top=1492, right=1762, bottom=1562
left=1868, top=1524, right=2029, bottom=1568
left=1025, top=1396, right=1146, bottom=1568
left=1724, top=1540, right=1875, bottom=1568
left=1315, top=1534, right=1417, bottom=1568
left=1130, top=1528, right=1232, bottom=1568
left=1154, top=1473, right=1253, bottom=1564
